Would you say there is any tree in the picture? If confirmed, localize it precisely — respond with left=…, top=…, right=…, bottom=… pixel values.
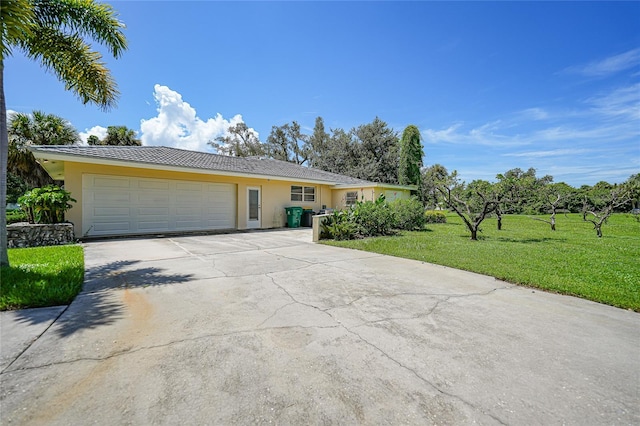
left=265, top=121, right=309, bottom=165
left=101, top=125, right=140, bottom=146
left=419, top=164, right=448, bottom=209
left=582, top=187, right=630, bottom=238
left=398, top=125, right=423, bottom=186
left=314, top=127, right=360, bottom=176
left=308, top=116, right=330, bottom=168
left=8, top=111, right=79, bottom=187
left=436, top=171, right=499, bottom=240
left=531, top=182, right=573, bottom=231
left=352, top=117, right=399, bottom=183
left=209, top=122, right=264, bottom=157
left=87, top=134, right=101, bottom=145
left=624, top=173, right=640, bottom=211
left=1, top=0, right=127, bottom=267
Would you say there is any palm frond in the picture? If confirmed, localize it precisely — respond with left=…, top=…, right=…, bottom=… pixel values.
left=31, top=0, right=127, bottom=58
left=0, top=0, right=35, bottom=59
left=22, top=26, right=119, bottom=109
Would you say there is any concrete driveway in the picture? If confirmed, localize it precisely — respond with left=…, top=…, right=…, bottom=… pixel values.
left=1, top=229, right=638, bottom=425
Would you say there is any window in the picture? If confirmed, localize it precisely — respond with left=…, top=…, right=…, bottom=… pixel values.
left=291, top=185, right=315, bottom=202
left=346, top=191, right=358, bottom=206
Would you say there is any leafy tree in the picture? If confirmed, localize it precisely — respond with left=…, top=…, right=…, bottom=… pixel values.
left=315, top=127, right=360, bottom=175
left=1, top=0, right=127, bottom=267
left=87, top=134, right=101, bottom=145
left=308, top=116, right=330, bottom=168
left=398, top=124, right=423, bottom=186
left=419, top=164, right=448, bottom=209
left=8, top=111, right=79, bottom=187
left=209, top=122, right=264, bottom=157
left=495, top=167, right=553, bottom=214
left=623, top=173, right=640, bottom=211
left=352, top=117, right=399, bottom=183
left=265, top=121, right=310, bottom=165
left=6, top=172, right=28, bottom=204
left=98, top=125, right=140, bottom=146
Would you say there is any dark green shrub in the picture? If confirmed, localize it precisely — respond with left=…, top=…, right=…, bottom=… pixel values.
left=425, top=210, right=447, bottom=223
left=321, top=210, right=358, bottom=240
left=18, top=186, right=76, bottom=224
left=6, top=209, right=28, bottom=224
left=390, top=197, right=426, bottom=230
left=351, top=196, right=395, bottom=237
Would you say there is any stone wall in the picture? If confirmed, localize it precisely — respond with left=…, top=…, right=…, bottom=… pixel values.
left=7, top=223, right=76, bottom=248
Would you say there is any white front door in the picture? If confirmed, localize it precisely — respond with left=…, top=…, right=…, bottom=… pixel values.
left=247, top=187, right=261, bottom=229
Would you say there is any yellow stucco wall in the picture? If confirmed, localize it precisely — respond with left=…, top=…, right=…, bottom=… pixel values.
left=63, top=162, right=335, bottom=235
left=331, top=186, right=412, bottom=209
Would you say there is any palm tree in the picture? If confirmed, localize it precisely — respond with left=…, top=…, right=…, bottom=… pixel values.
left=9, top=110, right=80, bottom=188
left=1, top=0, right=127, bottom=266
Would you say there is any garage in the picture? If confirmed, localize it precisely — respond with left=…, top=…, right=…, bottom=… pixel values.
left=82, top=174, right=236, bottom=237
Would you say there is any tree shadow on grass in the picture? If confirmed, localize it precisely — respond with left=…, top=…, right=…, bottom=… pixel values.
left=10, top=259, right=194, bottom=338
left=494, top=236, right=568, bottom=244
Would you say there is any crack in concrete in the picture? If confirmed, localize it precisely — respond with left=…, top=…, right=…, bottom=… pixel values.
left=340, top=324, right=508, bottom=425
left=261, top=274, right=510, bottom=425
left=256, top=301, right=297, bottom=328
left=0, top=323, right=343, bottom=374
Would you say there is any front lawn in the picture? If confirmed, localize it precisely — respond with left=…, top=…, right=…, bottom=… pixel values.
left=323, top=213, right=640, bottom=311
left=0, top=245, right=84, bottom=310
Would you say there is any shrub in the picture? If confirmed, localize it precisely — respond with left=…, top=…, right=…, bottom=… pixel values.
left=18, top=186, right=76, bottom=224
left=321, top=195, right=397, bottom=240
left=351, top=196, right=396, bottom=237
left=321, top=210, right=358, bottom=240
left=390, top=197, right=426, bottom=230
left=425, top=210, right=447, bottom=223
left=6, top=209, right=28, bottom=224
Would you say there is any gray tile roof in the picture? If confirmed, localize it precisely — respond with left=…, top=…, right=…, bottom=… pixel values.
left=30, top=145, right=374, bottom=185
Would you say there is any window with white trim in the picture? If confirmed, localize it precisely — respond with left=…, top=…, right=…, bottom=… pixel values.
left=346, top=191, right=358, bottom=206
left=291, top=185, right=315, bottom=202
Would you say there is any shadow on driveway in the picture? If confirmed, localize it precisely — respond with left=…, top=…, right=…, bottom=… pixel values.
left=9, top=259, right=194, bottom=339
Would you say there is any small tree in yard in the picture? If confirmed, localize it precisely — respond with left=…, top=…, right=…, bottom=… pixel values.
left=436, top=172, right=498, bottom=240
left=582, top=187, right=629, bottom=238
left=531, top=183, right=572, bottom=231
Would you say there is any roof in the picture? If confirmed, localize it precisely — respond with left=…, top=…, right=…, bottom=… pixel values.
left=28, top=145, right=409, bottom=188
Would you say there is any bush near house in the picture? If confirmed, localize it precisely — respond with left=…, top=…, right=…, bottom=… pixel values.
left=18, top=185, right=76, bottom=224
left=6, top=209, right=28, bottom=224
left=321, top=196, right=428, bottom=240
left=425, top=210, right=447, bottom=223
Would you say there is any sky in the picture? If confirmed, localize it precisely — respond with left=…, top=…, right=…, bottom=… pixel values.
left=5, top=1, right=640, bottom=187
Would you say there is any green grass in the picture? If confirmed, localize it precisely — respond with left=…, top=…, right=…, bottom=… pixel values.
left=1, top=245, right=84, bottom=310
left=323, top=213, right=640, bottom=311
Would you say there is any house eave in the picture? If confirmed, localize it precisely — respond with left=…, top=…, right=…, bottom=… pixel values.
left=29, top=149, right=358, bottom=186
left=333, top=182, right=417, bottom=191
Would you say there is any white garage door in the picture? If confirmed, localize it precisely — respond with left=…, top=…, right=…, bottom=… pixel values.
left=82, top=174, right=236, bottom=237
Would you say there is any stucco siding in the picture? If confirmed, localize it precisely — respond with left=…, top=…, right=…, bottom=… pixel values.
left=63, top=162, right=335, bottom=235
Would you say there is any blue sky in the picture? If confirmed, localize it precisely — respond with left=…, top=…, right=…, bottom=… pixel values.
left=5, top=1, right=639, bottom=187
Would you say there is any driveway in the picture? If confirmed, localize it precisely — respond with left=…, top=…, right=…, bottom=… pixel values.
left=1, top=229, right=638, bottom=425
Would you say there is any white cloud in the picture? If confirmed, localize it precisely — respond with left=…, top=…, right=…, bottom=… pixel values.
left=79, top=125, right=108, bottom=144
left=423, top=121, right=524, bottom=147
left=586, top=83, right=640, bottom=121
left=564, top=48, right=640, bottom=77
left=140, top=84, right=253, bottom=152
left=517, top=107, right=549, bottom=121
left=503, top=148, right=592, bottom=158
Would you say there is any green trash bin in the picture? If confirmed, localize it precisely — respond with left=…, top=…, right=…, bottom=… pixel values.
left=285, top=207, right=303, bottom=228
